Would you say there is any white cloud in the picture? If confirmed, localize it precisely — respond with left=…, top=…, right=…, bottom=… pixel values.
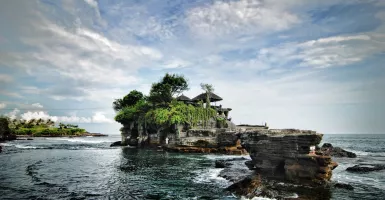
left=92, top=112, right=114, bottom=123
left=6, top=108, right=20, bottom=120
left=31, top=103, right=43, bottom=108
left=0, top=74, right=13, bottom=83
left=83, top=0, right=98, bottom=8
left=186, top=0, right=299, bottom=38
left=163, top=58, right=191, bottom=69
left=0, top=90, right=22, bottom=98
left=258, top=34, right=385, bottom=68
left=0, top=1, right=163, bottom=101
left=18, top=111, right=113, bottom=124
left=0, top=103, right=6, bottom=109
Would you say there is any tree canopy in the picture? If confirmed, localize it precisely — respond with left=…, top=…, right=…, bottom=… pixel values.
left=113, top=90, right=145, bottom=111
left=148, top=73, right=189, bottom=106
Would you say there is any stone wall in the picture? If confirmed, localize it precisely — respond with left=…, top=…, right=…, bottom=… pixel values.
left=241, top=129, right=337, bottom=185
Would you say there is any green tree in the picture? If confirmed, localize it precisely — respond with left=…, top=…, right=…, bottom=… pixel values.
left=200, top=83, right=214, bottom=108
left=113, top=90, right=145, bottom=111
left=148, top=73, right=189, bottom=106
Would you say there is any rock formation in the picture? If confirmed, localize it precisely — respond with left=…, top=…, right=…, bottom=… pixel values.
left=240, top=129, right=338, bottom=185
left=346, top=164, right=385, bottom=173
left=320, top=143, right=357, bottom=158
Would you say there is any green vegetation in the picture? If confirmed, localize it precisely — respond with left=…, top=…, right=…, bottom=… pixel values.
left=2, top=117, right=86, bottom=137
left=113, top=73, right=219, bottom=141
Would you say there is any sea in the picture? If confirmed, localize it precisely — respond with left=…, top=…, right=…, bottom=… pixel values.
left=0, top=134, right=384, bottom=200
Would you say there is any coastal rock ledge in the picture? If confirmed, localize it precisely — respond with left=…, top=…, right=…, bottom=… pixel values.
left=240, top=129, right=338, bottom=185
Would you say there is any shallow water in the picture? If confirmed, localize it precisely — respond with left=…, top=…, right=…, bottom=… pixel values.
left=0, top=134, right=384, bottom=200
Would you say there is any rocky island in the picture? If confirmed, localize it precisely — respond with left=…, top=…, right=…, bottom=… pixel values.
left=110, top=73, right=343, bottom=199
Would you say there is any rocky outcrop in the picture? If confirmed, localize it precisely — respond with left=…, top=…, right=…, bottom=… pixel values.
left=240, top=129, right=338, bottom=185
left=334, top=182, right=354, bottom=190
left=215, top=157, right=248, bottom=168
left=163, top=144, right=248, bottom=155
left=0, top=117, right=16, bottom=143
left=110, top=141, right=123, bottom=147
left=346, top=164, right=385, bottom=173
left=320, top=143, right=357, bottom=158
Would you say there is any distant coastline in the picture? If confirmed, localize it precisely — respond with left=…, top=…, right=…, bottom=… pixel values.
left=15, top=132, right=108, bottom=138
left=1, top=117, right=107, bottom=141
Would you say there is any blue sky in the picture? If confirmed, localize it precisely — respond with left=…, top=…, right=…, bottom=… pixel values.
left=1, top=0, right=385, bottom=134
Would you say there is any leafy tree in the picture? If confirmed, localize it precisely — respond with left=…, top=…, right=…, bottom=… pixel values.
left=200, top=83, right=214, bottom=108
left=162, top=73, right=189, bottom=96
left=113, top=90, right=145, bottom=111
left=148, top=73, right=189, bottom=106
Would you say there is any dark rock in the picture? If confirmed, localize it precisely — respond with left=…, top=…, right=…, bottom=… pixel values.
left=226, top=175, right=262, bottom=198
left=110, top=141, right=122, bottom=147
left=320, top=143, right=357, bottom=158
left=346, top=164, right=385, bottom=173
left=240, top=129, right=337, bottom=185
left=219, top=168, right=253, bottom=182
left=215, top=160, right=232, bottom=168
left=334, top=183, right=354, bottom=190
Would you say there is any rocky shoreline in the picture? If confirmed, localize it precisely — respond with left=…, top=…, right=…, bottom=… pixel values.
left=110, top=128, right=364, bottom=199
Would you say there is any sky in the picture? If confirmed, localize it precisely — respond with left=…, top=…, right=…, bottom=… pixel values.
left=1, top=0, right=385, bottom=134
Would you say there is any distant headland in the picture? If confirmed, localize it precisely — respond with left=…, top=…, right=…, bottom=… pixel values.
left=0, top=117, right=106, bottom=141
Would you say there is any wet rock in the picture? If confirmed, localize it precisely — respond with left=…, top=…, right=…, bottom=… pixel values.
left=110, top=141, right=123, bottom=147
left=219, top=168, right=252, bottom=182
left=215, top=157, right=248, bottom=168
left=320, top=143, right=357, bottom=158
left=163, top=146, right=248, bottom=155
left=226, top=175, right=262, bottom=198
left=346, top=164, right=385, bottom=173
left=334, top=182, right=354, bottom=190
left=240, top=129, right=338, bottom=185
left=226, top=174, right=332, bottom=199
left=215, top=160, right=232, bottom=168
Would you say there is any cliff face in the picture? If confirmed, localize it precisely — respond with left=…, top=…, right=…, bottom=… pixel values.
left=241, top=129, right=337, bottom=185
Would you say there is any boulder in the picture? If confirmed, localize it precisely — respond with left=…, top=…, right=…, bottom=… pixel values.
left=215, top=160, right=232, bottom=168
left=240, top=129, right=338, bottom=185
left=334, top=182, right=354, bottom=190
left=320, top=143, right=357, bottom=158
left=346, top=164, right=385, bottom=173
left=226, top=175, right=262, bottom=198
left=214, top=157, right=248, bottom=168
left=110, top=141, right=122, bottom=147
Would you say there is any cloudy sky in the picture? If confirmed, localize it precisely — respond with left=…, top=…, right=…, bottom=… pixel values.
left=1, top=0, right=385, bottom=134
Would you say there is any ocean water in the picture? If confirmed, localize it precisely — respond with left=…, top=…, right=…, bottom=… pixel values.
left=0, top=134, right=384, bottom=200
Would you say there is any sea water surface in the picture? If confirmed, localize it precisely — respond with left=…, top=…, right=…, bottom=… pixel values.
left=0, top=134, right=384, bottom=200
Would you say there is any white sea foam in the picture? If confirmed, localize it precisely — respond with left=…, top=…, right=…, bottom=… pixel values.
left=15, top=144, right=38, bottom=149
left=47, top=137, right=110, bottom=144
left=193, top=168, right=230, bottom=187
left=203, top=154, right=251, bottom=160
left=240, top=197, right=277, bottom=200
left=0, top=143, right=13, bottom=147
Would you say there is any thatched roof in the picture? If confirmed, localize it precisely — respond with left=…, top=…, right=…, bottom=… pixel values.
left=192, top=92, right=223, bottom=102
left=176, top=94, right=191, bottom=101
